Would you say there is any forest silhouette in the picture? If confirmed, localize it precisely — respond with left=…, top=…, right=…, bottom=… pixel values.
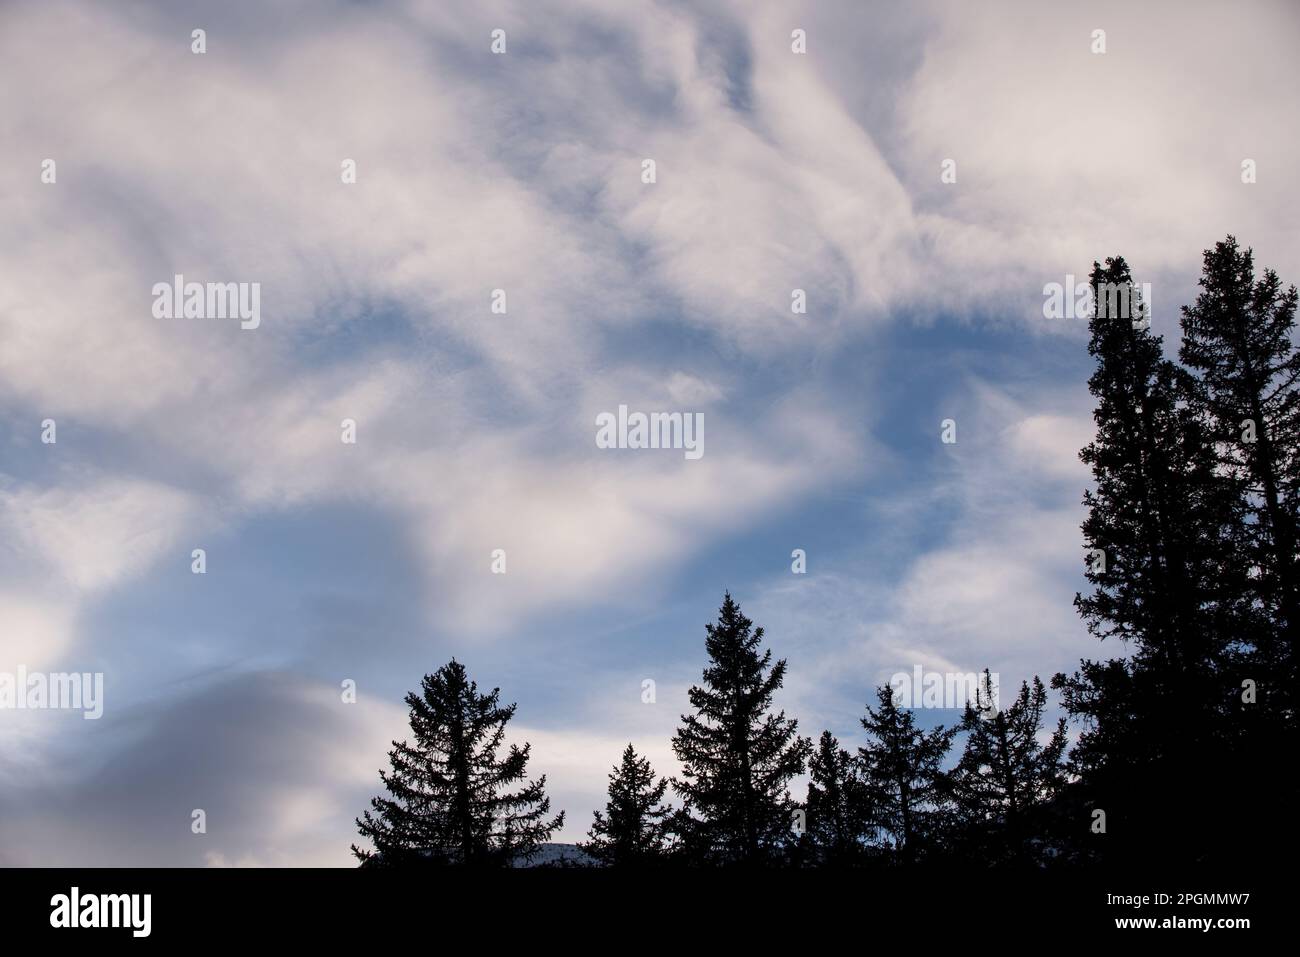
left=353, top=236, right=1297, bottom=869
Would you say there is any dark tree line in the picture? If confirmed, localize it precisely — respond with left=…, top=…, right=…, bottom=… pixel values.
left=353, top=235, right=1296, bottom=868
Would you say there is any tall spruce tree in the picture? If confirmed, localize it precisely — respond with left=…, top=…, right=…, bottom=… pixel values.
left=352, top=659, right=563, bottom=867
left=1179, top=236, right=1300, bottom=718
left=857, top=684, right=955, bottom=864
left=1070, top=257, right=1235, bottom=667
left=950, top=671, right=1067, bottom=864
left=1054, top=256, right=1245, bottom=864
left=670, top=593, right=812, bottom=865
left=583, top=744, right=672, bottom=866
left=804, top=730, right=876, bottom=865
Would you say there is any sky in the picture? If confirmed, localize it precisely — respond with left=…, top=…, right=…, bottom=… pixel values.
left=1, top=0, right=1298, bottom=865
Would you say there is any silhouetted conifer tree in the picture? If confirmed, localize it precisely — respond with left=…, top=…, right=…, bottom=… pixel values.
left=857, top=684, right=955, bottom=864
left=353, top=659, right=563, bottom=867
left=583, top=743, right=672, bottom=866
left=804, top=730, right=877, bottom=865
left=950, top=670, right=1066, bottom=864
left=671, top=593, right=812, bottom=865
left=1054, top=256, right=1246, bottom=865
left=1071, top=257, right=1237, bottom=668
left=1180, top=236, right=1300, bottom=718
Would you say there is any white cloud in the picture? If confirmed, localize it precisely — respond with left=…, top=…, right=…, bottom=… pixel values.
left=1004, top=413, right=1094, bottom=484
left=0, top=479, right=197, bottom=592
left=0, top=594, right=74, bottom=672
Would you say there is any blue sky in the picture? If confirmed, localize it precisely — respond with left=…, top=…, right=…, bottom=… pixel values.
left=1, top=0, right=1298, bottom=864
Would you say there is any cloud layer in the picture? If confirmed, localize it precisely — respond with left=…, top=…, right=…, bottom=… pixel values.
left=1, top=0, right=1296, bottom=861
